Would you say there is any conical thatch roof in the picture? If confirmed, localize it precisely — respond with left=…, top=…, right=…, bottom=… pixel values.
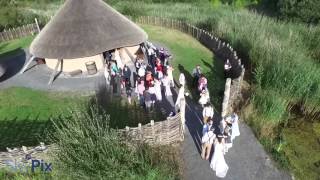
left=30, top=0, right=148, bottom=59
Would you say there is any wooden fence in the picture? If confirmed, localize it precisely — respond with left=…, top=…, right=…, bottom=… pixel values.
left=0, top=23, right=39, bottom=42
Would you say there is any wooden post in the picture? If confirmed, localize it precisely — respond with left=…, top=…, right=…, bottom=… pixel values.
left=180, top=98, right=186, bottom=140
left=8, top=28, right=13, bottom=40
left=165, top=119, right=169, bottom=144
left=125, top=126, right=130, bottom=143
left=150, top=120, right=155, bottom=144
left=0, top=32, right=4, bottom=42
left=221, top=78, right=231, bottom=117
left=138, top=123, right=142, bottom=142
left=20, top=56, right=36, bottom=74
left=34, top=18, right=41, bottom=33
left=48, top=59, right=62, bottom=85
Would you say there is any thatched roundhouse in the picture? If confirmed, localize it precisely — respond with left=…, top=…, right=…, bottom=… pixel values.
left=29, top=0, right=147, bottom=83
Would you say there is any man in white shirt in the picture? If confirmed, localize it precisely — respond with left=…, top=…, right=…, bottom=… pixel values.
left=202, top=103, right=214, bottom=124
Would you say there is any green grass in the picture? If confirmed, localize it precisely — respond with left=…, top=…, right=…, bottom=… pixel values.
left=48, top=105, right=180, bottom=180
left=281, top=121, right=320, bottom=180
left=0, top=87, right=83, bottom=150
left=143, top=24, right=225, bottom=110
left=0, top=36, right=34, bottom=59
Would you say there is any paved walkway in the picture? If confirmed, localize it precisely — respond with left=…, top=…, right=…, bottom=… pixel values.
left=182, top=98, right=291, bottom=180
left=0, top=49, right=106, bottom=93
left=0, top=47, right=292, bottom=180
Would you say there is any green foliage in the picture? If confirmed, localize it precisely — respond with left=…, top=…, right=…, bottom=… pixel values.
left=0, top=35, right=35, bottom=58
left=277, top=0, right=320, bottom=24
left=142, top=24, right=225, bottom=111
left=0, top=87, right=83, bottom=150
left=253, top=90, right=288, bottom=124
left=48, top=105, right=178, bottom=179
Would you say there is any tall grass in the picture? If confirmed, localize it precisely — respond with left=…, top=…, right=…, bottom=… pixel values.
left=48, top=104, right=179, bottom=179
left=111, top=1, right=320, bottom=122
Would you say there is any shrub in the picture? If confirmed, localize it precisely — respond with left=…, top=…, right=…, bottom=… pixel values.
left=48, top=105, right=178, bottom=179
left=277, top=0, right=320, bottom=24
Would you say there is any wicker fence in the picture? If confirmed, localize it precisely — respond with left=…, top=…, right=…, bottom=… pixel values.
left=119, top=99, right=186, bottom=146
left=0, top=23, right=39, bottom=43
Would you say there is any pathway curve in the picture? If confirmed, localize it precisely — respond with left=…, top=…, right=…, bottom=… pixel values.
left=181, top=98, right=291, bottom=180
left=151, top=42, right=291, bottom=180
left=0, top=46, right=292, bottom=180
left=0, top=49, right=108, bottom=93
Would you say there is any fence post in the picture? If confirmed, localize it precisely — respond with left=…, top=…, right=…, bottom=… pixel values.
left=3, top=29, right=7, bottom=41
left=180, top=98, right=186, bottom=140
left=222, top=78, right=231, bottom=117
left=138, top=123, right=142, bottom=142
left=150, top=120, right=155, bottom=144
left=165, top=119, right=169, bottom=145
left=34, top=18, right=41, bottom=33
left=125, top=126, right=130, bottom=143
left=0, top=32, right=3, bottom=42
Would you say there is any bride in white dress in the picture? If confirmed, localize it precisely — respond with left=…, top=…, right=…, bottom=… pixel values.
left=210, top=136, right=229, bottom=178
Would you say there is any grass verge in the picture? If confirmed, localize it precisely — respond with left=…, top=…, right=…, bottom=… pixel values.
left=143, top=24, right=225, bottom=111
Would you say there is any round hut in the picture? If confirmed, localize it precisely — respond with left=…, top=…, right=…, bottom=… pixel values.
left=29, top=0, right=147, bottom=84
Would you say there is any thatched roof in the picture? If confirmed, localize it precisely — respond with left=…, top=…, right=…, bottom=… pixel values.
left=30, top=0, right=148, bottom=59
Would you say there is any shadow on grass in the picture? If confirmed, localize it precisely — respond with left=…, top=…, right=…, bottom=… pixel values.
left=0, top=48, right=26, bottom=83
left=201, top=58, right=225, bottom=113
left=0, top=116, right=56, bottom=151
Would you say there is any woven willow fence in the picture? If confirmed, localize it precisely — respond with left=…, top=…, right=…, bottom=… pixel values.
left=0, top=23, right=39, bottom=42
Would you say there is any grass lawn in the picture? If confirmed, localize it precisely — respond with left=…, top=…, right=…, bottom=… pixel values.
left=0, top=36, right=34, bottom=59
left=0, top=87, right=83, bottom=151
left=142, top=24, right=225, bottom=111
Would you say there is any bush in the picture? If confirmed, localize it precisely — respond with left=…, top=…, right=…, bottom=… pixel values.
left=48, top=105, right=178, bottom=179
left=277, top=0, right=320, bottom=24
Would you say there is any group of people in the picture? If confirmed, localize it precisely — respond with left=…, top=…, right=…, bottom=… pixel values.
left=192, top=65, right=240, bottom=178
left=104, top=43, right=178, bottom=116
left=105, top=44, right=241, bottom=178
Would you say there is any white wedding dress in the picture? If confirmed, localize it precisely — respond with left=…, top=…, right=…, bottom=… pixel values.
left=210, top=142, right=229, bottom=178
